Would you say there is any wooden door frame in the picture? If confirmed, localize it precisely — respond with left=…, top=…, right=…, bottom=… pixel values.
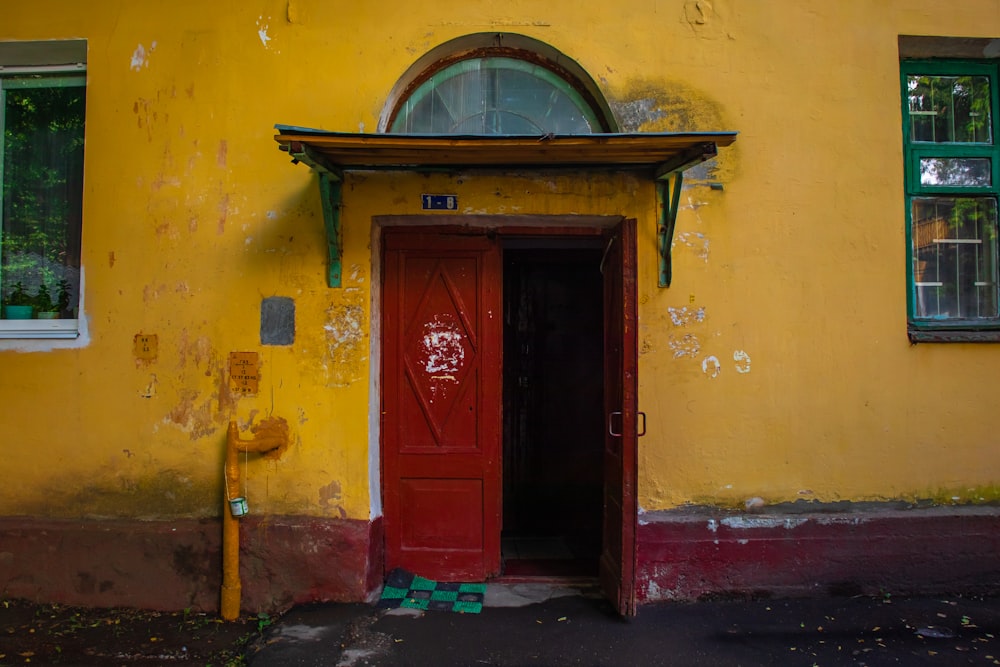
left=372, top=215, right=637, bottom=590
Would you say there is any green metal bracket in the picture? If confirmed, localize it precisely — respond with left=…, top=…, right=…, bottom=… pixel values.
left=657, top=170, right=684, bottom=288
left=284, top=141, right=345, bottom=288
left=655, top=142, right=718, bottom=288
left=318, top=172, right=342, bottom=288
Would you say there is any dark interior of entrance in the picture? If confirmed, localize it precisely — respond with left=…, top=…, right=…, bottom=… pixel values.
left=501, top=241, right=604, bottom=577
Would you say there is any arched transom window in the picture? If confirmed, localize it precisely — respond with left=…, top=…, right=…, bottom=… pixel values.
left=389, top=55, right=607, bottom=135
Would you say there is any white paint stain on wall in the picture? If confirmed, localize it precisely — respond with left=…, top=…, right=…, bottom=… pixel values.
left=421, top=317, right=465, bottom=378
left=733, top=349, right=751, bottom=374
left=720, top=516, right=808, bottom=530
left=673, top=231, right=710, bottom=262
left=256, top=16, right=272, bottom=48
left=702, top=355, right=721, bottom=379
left=668, top=333, right=700, bottom=359
left=130, top=42, right=156, bottom=71
left=667, top=306, right=706, bottom=327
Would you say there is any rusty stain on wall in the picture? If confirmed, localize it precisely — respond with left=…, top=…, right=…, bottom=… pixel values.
left=319, top=479, right=344, bottom=514
left=248, top=416, right=291, bottom=460
left=218, top=193, right=230, bottom=235
left=177, top=331, right=218, bottom=375
left=166, top=389, right=218, bottom=440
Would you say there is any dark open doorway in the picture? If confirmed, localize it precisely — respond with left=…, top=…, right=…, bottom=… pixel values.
left=501, top=240, right=605, bottom=577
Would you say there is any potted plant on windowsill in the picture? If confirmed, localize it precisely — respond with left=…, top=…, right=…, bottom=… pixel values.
left=35, top=283, right=60, bottom=319
left=2, top=282, right=34, bottom=319
left=56, top=279, right=72, bottom=318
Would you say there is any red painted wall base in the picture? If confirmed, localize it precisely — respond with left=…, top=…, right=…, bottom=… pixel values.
left=0, top=515, right=382, bottom=612
left=4, top=507, right=998, bottom=611
left=637, top=506, right=1000, bottom=602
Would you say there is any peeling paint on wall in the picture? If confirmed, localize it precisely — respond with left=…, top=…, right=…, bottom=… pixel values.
left=734, top=349, right=751, bottom=374
left=720, top=516, right=808, bottom=530
left=257, top=16, right=273, bottom=49
left=607, top=78, right=727, bottom=134
left=130, top=42, right=156, bottom=71
left=684, top=0, right=714, bottom=26
left=323, top=299, right=366, bottom=387
left=682, top=0, right=735, bottom=40
left=177, top=331, right=218, bottom=374
left=701, top=355, right=721, bottom=379
left=673, top=231, right=711, bottom=262
left=605, top=78, right=735, bottom=182
left=668, top=306, right=706, bottom=327
left=140, top=374, right=158, bottom=399
left=668, top=333, right=701, bottom=359
left=612, top=98, right=667, bottom=130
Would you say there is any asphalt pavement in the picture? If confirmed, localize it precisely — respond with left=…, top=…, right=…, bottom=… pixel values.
left=246, top=582, right=1000, bottom=666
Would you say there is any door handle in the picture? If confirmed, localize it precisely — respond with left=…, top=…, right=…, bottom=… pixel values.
left=608, top=411, right=647, bottom=437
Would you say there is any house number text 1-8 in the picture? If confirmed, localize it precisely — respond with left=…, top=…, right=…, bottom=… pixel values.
left=422, top=194, right=458, bottom=210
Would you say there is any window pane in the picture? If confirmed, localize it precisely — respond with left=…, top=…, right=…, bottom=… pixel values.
left=912, top=197, right=999, bottom=320
left=907, top=75, right=992, bottom=144
left=919, top=157, right=992, bottom=187
left=391, top=57, right=599, bottom=135
left=1, top=77, right=85, bottom=318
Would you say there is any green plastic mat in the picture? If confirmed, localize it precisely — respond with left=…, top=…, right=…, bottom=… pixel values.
left=377, top=568, right=486, bottom=613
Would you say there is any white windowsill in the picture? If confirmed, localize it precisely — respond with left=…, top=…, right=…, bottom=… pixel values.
left=0, top=318, right=79, bottom=339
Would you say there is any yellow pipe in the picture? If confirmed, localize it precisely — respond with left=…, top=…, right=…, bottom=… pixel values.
left=221, top=418, right=289, bottom=621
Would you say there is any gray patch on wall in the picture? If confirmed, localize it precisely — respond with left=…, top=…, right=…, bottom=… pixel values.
left=609, top=98, right=667, bottom=132
left=261, top=297, right=295, bottom=345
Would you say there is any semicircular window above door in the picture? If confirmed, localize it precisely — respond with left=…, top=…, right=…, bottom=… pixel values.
left=389, top=56, right=603, bottom=135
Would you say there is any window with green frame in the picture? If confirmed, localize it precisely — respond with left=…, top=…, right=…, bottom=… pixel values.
left=0, top=41, right=86, bottom=339
left=902, top=60, right=1000, bottom=341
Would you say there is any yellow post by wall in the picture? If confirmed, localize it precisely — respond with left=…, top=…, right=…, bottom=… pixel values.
left=221, top=419, right=289, bottom=621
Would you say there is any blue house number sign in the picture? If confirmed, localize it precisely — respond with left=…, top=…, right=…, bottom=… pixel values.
left=422, top=194, right=458, bottom=210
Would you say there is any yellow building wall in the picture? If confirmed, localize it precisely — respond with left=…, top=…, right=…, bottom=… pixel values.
left=1, top=0, right=999, bottom=524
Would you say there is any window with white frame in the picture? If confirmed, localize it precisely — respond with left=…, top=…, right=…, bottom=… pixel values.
left=902, top=59, right=1000, bottom=341
left=0, top=40, right=86, bottom=339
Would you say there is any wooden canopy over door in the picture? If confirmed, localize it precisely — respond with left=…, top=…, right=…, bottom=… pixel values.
left=382, top=229, right=502, bottom=581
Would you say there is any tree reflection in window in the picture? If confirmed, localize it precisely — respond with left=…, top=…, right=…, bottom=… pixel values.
left=908, top=75, right=992, bottom=145
left=912, top=197, right=998, bottom=319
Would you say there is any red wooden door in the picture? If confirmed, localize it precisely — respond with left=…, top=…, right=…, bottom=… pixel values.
left=382, top=229, right=502, bottom=581
left=599, top=219, right=639, bottom=616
